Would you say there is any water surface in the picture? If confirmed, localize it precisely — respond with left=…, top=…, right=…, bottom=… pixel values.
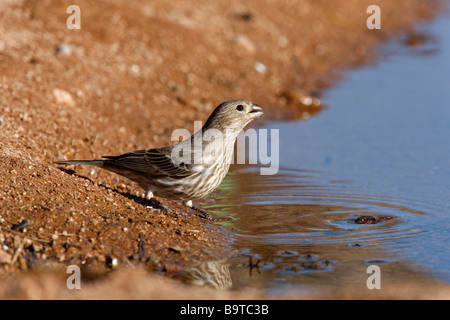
left=206, top=13, right=450, bottom=294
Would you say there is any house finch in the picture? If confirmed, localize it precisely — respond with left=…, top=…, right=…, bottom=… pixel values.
left=55, top=99, right=264, bottom=217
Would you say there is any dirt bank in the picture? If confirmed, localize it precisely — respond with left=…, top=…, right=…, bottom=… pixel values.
left=0, top=0, right=442, bottom=298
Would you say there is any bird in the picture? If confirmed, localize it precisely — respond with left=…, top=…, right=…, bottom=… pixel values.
left=55, top=99, right=264, bottom=218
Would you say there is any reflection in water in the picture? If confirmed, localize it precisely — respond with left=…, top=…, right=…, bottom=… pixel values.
left=179, top=260, right=232, bottom=290
left=203, top=168, right=437, bottom=293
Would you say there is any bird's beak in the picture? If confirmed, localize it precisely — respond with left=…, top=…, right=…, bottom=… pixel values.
left=249, top=104, right=264, bottom=119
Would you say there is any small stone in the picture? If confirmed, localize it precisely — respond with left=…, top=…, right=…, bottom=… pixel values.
left=53, top=88, right=75, bottom=106
left=254, top=62, right=267, bottom=74
left=281, top=89, right=321, bottom=108
left=168, top=246, right=185, bottom=253
left=106, top=256, right=119, bottom=269
left=129, top=64, right=140, bottom=75
left=300, top=96, right=312, bottom=106
left=232, top=34, right=256, bottom=55
left=312, top=98, right=321, bottom=107
left=55, top=43, right=72, bottom=56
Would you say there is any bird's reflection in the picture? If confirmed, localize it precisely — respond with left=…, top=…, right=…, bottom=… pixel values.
left=179, top=260, right=232, bottom=290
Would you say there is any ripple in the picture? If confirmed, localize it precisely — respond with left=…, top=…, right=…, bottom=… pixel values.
left=210, top=168, right=431, bottom=248
left=206, top=167, right=439, bottom=290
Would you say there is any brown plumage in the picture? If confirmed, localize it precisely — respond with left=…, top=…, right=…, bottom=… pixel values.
left=55, top=99, right=263, bottom=212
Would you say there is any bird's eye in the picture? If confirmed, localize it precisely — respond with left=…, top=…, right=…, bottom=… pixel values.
left=236, top=105, right=244, bottom=111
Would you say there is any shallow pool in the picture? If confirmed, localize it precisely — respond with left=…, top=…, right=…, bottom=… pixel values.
left=204, top=12, right=450, bottom=294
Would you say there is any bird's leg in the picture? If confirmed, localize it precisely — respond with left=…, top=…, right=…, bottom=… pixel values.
left=145, top=190, right=187, bottom=218
left=145, top=190, right=163, bottom=211
left=183, top=200, right=226, bottom=221
left=145, top=190, right=173, bottom=214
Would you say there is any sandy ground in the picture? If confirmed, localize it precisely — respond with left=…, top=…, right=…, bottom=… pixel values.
left=0, top=0, right=446, bottom=299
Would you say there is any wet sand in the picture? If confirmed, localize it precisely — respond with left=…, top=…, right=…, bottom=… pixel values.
left=0, top=0, right=446, bottom=299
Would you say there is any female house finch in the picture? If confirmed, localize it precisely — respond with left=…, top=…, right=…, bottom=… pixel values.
left=56, top=99, right=264, bottom=216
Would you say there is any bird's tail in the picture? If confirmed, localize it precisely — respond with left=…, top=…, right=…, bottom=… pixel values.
left=54, top=160, right=105, bottom=168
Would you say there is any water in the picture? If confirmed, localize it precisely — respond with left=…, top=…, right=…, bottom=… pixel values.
left=204, top=13, right=450, bottom=294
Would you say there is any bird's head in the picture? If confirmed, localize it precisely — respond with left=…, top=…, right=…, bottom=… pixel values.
left=203, top=99, right=264, bottom=132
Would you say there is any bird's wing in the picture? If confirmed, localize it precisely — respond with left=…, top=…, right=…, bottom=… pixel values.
left=102, top=147, right=193, bottom=178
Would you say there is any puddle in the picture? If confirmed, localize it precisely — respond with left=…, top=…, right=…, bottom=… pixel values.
left=206, top=169, right=433, bottom=292
left=202, top=12, right=450, bottom=294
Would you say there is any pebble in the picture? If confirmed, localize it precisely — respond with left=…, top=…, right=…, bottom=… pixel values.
left=0, top=118, right=3, bottom=125
left=110, top=258, right=119, bottom=268
left=53, top=88, right=75, bottom=106
left=55, top=43, right=72, bottom=56
left=301, top=96, right=313, bottom=106
left=129, top=64, right=140, bottom=75
left=281, top=89, right=322, bottom=108
left=254, top=62, right=267, bottom=74
left=232, top=34, right=256, bottom=55
left=168, top=246, right=185, bottom=253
